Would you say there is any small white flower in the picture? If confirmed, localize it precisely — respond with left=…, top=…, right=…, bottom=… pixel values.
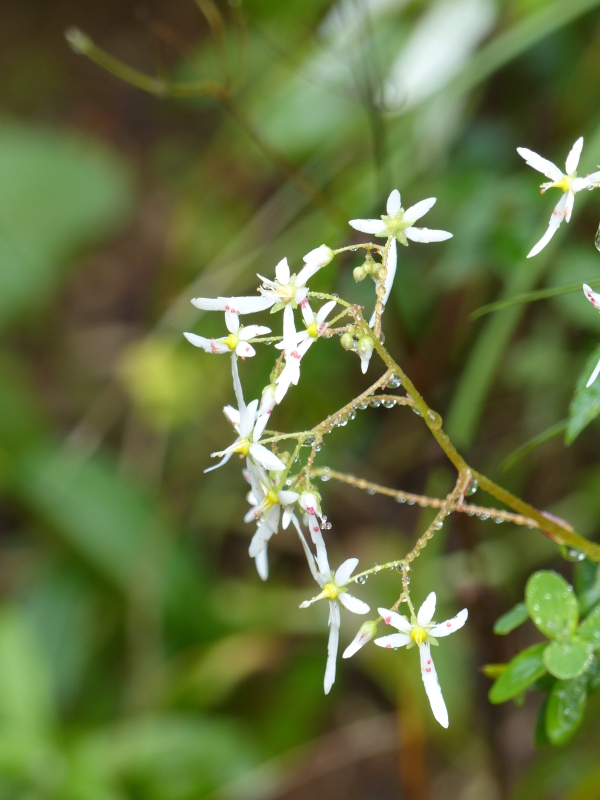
left=374, top=593, right=468, bottom=728
left=583, top=284, right=600, bottom=388
left=258, top=257, right=322, bottom=311
left=245, top=460, right=299, bottom=569
left=518, top=137, right=600, bottom=258
left=207, top=357, right=285, bottom=473
left=274, top=306, right=312, bottom=404
left=343, top=619, right=379, bottom=659
left=184, top=309, right=270, bottom=359
left=349, top=190, right=452, bottom=247
left=296, top=298, right=337, bottom=344
left=299, top=540, right=369, bottom=694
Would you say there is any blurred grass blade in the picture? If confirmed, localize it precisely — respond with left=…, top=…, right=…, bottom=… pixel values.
left=566, top=344, right=600, bottom=444
left=500, top=420, right=567, bottom=473
left=471, top=280, right=600, bottom=321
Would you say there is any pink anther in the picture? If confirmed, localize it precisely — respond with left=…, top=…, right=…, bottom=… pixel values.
left=384, top=616, right=391, bottom=625
left=386, top=643, right=392, bottom=649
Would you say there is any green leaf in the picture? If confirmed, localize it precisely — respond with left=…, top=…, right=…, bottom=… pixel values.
left=577, top=604, right=600, bottom=650
left=586, top=656, right=600, bottom=694
left=489, top=643, right=547, bottom=704
left=545, top=677, right=587, bottom=745
left=534, top=696, right=550, bottom=747
left=493, top=602, right=530, bottom=635
left=543, top=640, right=594, bottom=680
left=566, top=343, right=600, bottom=444
left=0, top=122, right=134, bottom=329
left=525, top=571, right=579, bottom=641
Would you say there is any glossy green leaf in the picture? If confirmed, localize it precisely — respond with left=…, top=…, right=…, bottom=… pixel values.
left=543, top=640, right=594, bottom=680
left=577, top=604, right=600, bottom=650
left=493, top=602, right=530, bottom=635
left=586, top=656, right=600, bottom=694
left=566, top=343, right=600, bottom=444
left=525, top=571, right=578, bottom=641
left=0, top=122, right=134, bottom=329
left=489, top=643, right=547, bottom=704
left=545, top=677, right=587, bottom=745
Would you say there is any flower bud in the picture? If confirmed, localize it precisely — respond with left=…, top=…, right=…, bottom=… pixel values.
left=340, top=332, right=354, bottom=351
left=343, top=620, right=379, bottom=659
left=259, top=383, right=277, bottom=416
left=300, top=491, right=322, bottom=517
left=356, top=335, right=374, bottom=374
left=303, top=244, right=334, bottom=270
left=353, top=266, right=366, bottom=282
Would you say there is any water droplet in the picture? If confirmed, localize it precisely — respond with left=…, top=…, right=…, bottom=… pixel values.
left=358, top=402, right=369, bottom=410
left=367, top=488, right=376, bottom=496
left=357, top=575, right=367, bottom=585
left=427, top=410, right=443, bottom=429
left=383, top=400, right=395, bottom=409
left=396, top=496, right=406, bottom=503
left=370, top=399, right=382, bottom=408
left=387, top=375, right=402, bottom=388
left=411, top=407, right=422, bottom=417
left=285, top=479, right=292, bottom=486
left=494, top=517, right=503, bottom=524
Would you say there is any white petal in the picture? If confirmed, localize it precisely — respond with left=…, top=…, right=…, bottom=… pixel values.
left=252, top=412, right=269, bottom=441
left=275, top=257, right=290, bottom=285
left=282, top=507, right=293, bottom=529
left=430, top=608, right=468, bottom=638
left=334, top=557, right=359, bottom=586
left=306, top=514, right=328, bottom=573
left=248, top=507, right=280, bottom=557
left=300, top=298, right=315, bottom=327
left=348, top=218, right=387, bottom=235
left=381, top=238, right=397, bottom=307
left=316, top=300, right=337, bottom=324
left=240, top=398, right=258, bottom=438
left=565, top=136, right=583, bottom=174
left=516, top=147, right=563, bottom=182
left=404, top=196, right=436, bottom=224
left=244, top=506, right=258, bottom=524
left=239, top=325, right=271, bottom=340
left=572, top=175, right=594, bottom=192
left=249, top=443, right=285, bottom=471
left=564, top=190, right=575, bottom=223
left=292, top=516, right=321, bottom=585
left=235, top=341, right=256, bottom=358
left=587, top=356, right=600, bottom=388
left=387, top=189, right=401, bottom=215
left=296, top=262, right=321, bottom=286
left=204, top=449, right=234, bottom=473
left=274, top=367, right=293, bottom=404
left=191, top=295, right=274, bottom=314
left=405, top=227, right=453, bottom=243
left=225, top=309, right=240, bottom=334
left=324, top=601, right=340, bottom=694
left=527, top=225, right=558, bottom=258
left=417, top=592, right=436, bottom=626
left=184, top=333, right=229, bottom=354
left=583, top=284, right=600, bottom=309
left=282, top=304, right=297, bottom=346
left=420, top=643, right=448, bottom=728
left=231, top=354, right=246, bottom=420
left=338, top=592, right=370, bottom=615
left=255, top=548, right=269, bottom=581
left=378, top=607, right=411, bottom=633
left=343, top=623, right=376, bottom=659
left=278, top=490, right=299, bottom=506
left=223, top=404, right=240, bottom=429
left=190, top=297, right=228, bottom=311
left=374, top=633, right=411, bottom=648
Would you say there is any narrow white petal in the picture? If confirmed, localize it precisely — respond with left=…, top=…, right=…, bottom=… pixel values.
left=255, top=548, right=269, bottom=581
left=338, top=592, right=370, bottom=615
left=565, top=136, right=584, bottom=174
left=334, top=557, right=359, bottom=586
left=235, top=342, right=256, bottom=358
left=420, top=644, right=448, bottom=728
left=349, top=218, right=387, bottom=235
left=381, top=238, right=397, bottom=307
left=239, top=325, right=271, bottom=340
left=516, top=147, right=563, bottom=182
left=281, top=507, right=292, bottom=529
left=343, top=622, right=376, bottom=659
left=307, top=514, right=329, bottom=574
left=223, top=404, right=240, bottom=430
left=225, top=309, right=240, bottom=334
left=249, top=443, right=285, bottom=471
left=316, top=300, right=337, bottom=324
left=587, top=356, right=600, bottom=388
left=405, top=227, right=453, bottom=243
left=282, top=303, right=297, bottom=346
left=244, top=506, right=258, bottom=524
left=386, top=189, right=401, bottom=215
left=572, top=176, right=594, bottom=192
left=252, top=412, right=269, bottom=441
left=583, top=284, right=600, bottom=309
left=374, top=633, right=411, bottom=648
left=248, top=512, right=278, bottom=558
left=417, top=592, right=437, bottom=626
left=291, top=516, right=321, bottom=584
left=231, top=354, right=246, bottom=421
left=192, top=295, right=274, bottom=314
left=184, top=333, right=229, bottom=354
left=404, top=197, right=436, bottom=224
left=204, top=449, right=234, bottom=473
left=275, top=257, right=290, bottom=285
left=564, top=190, right=575, bottom=223
left=300, top=298, right=315, bottom=327
left=296, top=262, right=321, bottom=286
left=324, top=602, right=340, bottom=694
left=430, top=607, right=468, bottom=637
left=190, top=297, right=228, bottom=311
left=240, top=398, right=258, bottom=438
left=274, top=368, right=293, bottom=404
left=527, top=225, right=558, bottom=258
left=278, top=490, right=299, bottom=506
left=378, top=607, right=412, bottom=633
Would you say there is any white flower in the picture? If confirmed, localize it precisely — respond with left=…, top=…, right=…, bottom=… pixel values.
left=343, top=619, right=378, bottom=659
left=374, top=593, right=468, bottom=728
left=299, top=541, right=369, bottom=694
left=245, top=460, right=299, bottom=569
left=304, top=244, right=335, bottom=271
left=184, top=309, right=270, bottom=359
left=258, top=256, right=322, bottom=311
left=583, top=284, right=600, bottom=388
left=349, top=190, right=452, bottom=247
left=207, top=357, right=285, bottom=473
left=274, top=306, right=312, bottom=404
left=518, top=137, right=600, bottom=258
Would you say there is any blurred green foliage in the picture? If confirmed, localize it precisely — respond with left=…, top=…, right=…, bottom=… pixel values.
left=2, top=0, right=600, bottom=798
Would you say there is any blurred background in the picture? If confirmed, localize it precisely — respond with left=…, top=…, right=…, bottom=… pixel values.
left=2, top=0, right=600, bottom=798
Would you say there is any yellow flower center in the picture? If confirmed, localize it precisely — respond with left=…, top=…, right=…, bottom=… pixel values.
left=307, top=322, right=319, bottom=338
left=265, top=489, right=279, bottom=507
left=223, top=333, right=239, bottom=351
left=410, top=626, right=428, bottom=646
left=234, top=438, right=250, bottom=456
left=322, top=582, right=339, bottom=600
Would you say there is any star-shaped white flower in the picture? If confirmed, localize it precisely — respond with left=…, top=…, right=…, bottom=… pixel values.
left=375, top=593, right=468, bottom=728
left=273, top=306, right=312, bottom=404
left=299, top=540, right=369, bottom=694
left=245, top=460, right=299, bottom=575
left=258, top=255, right=323, bottom=311
left=518, top=137, right=600, bottom=258
left=207, top=357, right=285, bottom=473
left=184, top=309, right=270, bottom=359
left=583, top=283, right=600, bottom=387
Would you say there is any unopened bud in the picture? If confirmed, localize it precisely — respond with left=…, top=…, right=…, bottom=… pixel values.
left=356, top=335, right=374, bottom=374
left=304, top=245, right=335, bottom=270
left=353, top=266, right=366, bottom=282
left=300, top=491, right=322, bottom=517
left=259, top=383, right=277, bottom=416
left=343, top=620, right=379, bottom=658
left=340, top=332, right=354, bottom=351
